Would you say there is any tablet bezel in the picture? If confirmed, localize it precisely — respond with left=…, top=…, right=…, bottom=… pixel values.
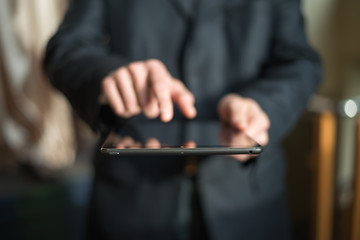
left=100, top=128, right=263, bottom=156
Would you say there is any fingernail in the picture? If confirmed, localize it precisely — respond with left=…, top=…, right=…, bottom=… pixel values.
left=161, top=110, right=172, bottom=122
left=189, top=106, right=197, bottom=117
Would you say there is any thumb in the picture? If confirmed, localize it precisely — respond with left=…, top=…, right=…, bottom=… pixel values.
left=218, top=94, right=248, bottom=130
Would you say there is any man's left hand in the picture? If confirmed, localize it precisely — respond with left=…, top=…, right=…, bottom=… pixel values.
left=217, top=94, right=270, bottom=161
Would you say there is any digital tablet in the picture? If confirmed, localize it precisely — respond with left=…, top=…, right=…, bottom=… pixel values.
left=100, top=121, right=263, bottom=156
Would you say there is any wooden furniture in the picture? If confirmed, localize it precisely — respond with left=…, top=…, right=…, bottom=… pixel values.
left=351, top=116, right=360, bottom=240
left=312, top=111, right=337, bottom=240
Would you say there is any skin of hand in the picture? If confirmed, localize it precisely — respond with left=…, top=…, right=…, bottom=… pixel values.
left=101, top=59, right=197, bottom=122
left=115, top=136, right=142, bottom=149
left=144, top=138, right=196, bottom=149
left=217, top=94, right=270, bottom=162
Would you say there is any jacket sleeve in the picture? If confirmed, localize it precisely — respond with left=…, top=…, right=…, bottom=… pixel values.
left=43, top=0, right=129, bottom=131
left=239, top=0, right=323, bottom=146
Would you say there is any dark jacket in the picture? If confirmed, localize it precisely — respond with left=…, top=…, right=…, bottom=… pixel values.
left=44, top=0, right=322, bottom=239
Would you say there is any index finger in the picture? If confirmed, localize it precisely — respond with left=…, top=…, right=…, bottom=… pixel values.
left=171, top=80, right=197, bottom=119
left=147, top=59, right=174, bottom=122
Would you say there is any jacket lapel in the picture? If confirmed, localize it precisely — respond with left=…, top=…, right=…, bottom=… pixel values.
left=168, top=0, right=197, bottom=19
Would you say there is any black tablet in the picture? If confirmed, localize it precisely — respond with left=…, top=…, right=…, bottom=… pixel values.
left=100, top=121, right=263, bottom=156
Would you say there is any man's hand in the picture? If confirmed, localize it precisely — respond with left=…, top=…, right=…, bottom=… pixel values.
left=217, top=94, right=270, bottom=161
left=101, top=59, right=197, bottom=122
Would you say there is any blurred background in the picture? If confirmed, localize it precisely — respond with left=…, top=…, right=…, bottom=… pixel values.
left=0, top=0, right=359, bottom=240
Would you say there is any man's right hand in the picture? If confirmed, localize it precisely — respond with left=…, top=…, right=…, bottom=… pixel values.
left=100, top=59, right=197, bottom=122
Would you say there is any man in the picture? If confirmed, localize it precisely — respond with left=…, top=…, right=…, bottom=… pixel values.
left=44, top=0, right=322, bottom=239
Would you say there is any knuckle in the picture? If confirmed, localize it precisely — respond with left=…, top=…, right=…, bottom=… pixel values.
left=229, top=100, right=239, bottom=111
left=127, top=61, right=145, bottom=73
left=114, top=67, right=128, bottom=80
left=101, top=77, right=113, bottom=89
left=244, top=97, right=255, bottom=105
left=146, top=58, right=163, bottom=68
